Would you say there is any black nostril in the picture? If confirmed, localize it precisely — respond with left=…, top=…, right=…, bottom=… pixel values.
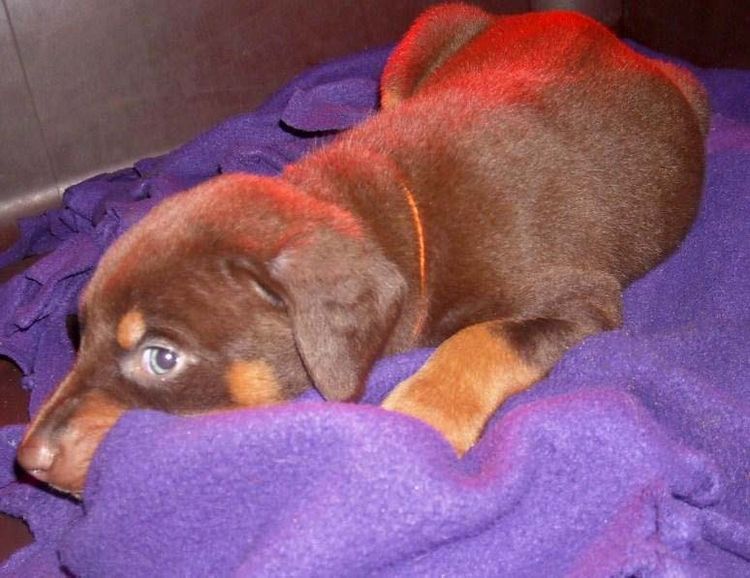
left=17, top=436, right=57, bottom=481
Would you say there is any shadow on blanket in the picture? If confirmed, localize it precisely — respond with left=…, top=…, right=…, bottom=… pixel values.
left=0, top=44, right=748, bottom=577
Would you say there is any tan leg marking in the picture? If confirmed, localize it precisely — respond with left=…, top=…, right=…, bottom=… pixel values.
left=116, top=308, right=146, bottom=350
left=382, top=322, right=543, bottom=456
left=226, top=360, right=284, bottom=407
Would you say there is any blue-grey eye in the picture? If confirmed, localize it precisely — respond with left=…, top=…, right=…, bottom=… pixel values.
left=142, top=346, right=179, bottom=376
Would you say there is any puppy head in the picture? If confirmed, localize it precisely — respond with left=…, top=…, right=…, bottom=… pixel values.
left=17, top=174, right=405, bottom=496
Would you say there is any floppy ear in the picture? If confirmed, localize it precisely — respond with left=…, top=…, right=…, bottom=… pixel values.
left=268, top=228, right=406, bottom=402
left=220, top=256, right=286, bottom=309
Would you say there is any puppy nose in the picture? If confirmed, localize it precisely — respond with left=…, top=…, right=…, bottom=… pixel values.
left=17, top=435, right=58, bottom=482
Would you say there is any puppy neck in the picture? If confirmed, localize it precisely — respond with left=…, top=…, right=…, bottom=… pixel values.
left=283, top=146, right=430, bottom=346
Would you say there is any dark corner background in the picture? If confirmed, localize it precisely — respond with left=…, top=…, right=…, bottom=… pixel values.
left=1, top=0, right=748, bottom=563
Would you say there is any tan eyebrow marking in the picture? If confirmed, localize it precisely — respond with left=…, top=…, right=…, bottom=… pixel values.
left=116, top=308, right=146, bottom=350
left=226, top=360, right=284, bottom=407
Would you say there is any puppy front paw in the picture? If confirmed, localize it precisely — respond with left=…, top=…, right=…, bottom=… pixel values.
left=382, top=371, right=482, bottom=456
left=382, top=322, right=544, bottom=456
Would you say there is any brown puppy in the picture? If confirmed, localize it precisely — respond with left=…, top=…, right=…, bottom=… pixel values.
left=17, top=4, right=708, bottom=496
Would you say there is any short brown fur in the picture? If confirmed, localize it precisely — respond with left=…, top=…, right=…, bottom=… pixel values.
left=17, top=5, right=707, bottom=495
left=21, top=389, right=125, bottom=497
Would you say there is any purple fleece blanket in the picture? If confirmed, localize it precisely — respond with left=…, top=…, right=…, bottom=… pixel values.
left=1, top=44, right=749, bottom=577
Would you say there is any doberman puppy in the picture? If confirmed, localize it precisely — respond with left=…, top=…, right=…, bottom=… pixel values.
left=17, top=4, right=708, bottom=496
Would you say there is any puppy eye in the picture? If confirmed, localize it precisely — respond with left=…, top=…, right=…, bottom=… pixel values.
left=142, top=346, right=180, bottom=376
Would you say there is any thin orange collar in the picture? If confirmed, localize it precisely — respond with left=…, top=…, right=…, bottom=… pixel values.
left=400, top=182, right=428, bottom=340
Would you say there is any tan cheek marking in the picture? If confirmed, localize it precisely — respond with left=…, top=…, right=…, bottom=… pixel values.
left=66, top=392, right=127, bottom=451
left=226, top=360, right=284, bottom=408
left=46, top=391, right=126, bottom=495
left=116, top=308, right=146, bottom=350
left=382, top=322, right=543, bottom=456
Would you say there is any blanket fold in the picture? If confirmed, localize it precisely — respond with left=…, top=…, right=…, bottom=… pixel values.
left=0, top=44, right=748, bottom=577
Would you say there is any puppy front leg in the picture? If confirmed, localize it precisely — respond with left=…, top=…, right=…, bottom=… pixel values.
left=382, top=321, right=543, bottom=455
left=382, top=278, right=622, bottom=455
